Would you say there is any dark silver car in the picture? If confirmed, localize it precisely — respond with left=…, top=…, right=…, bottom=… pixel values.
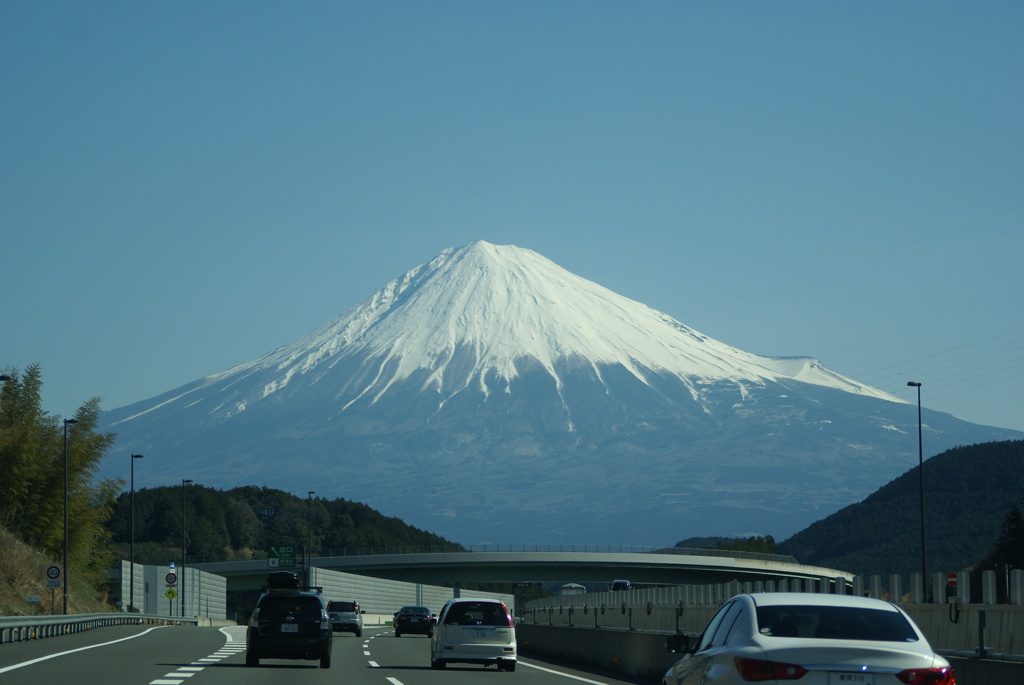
left=394, top=605, right=435, bottom=637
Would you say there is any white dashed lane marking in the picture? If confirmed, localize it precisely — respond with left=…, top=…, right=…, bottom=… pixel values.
left=147, top=626, right=246, bottom=685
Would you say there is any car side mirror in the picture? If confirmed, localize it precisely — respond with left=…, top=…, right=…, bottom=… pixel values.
left=666, top=633, right=691, bottom=654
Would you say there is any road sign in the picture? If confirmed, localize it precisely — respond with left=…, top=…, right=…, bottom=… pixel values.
left=27, top=595, right=39, bottom=605
left=45, top=565, right=62, bottom=589
left=164, top=588, right=177, bottom=601
left=947, top=572, right=958, bottom=587
left=166, top=572, right=177, bottom=585
left=269, top=545, right=297, bottom=568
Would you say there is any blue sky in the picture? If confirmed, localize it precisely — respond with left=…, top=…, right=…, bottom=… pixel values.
left=3, top=1, right=1023, bottom=438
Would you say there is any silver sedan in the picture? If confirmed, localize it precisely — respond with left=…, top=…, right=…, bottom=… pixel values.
left=663, top=592, right=954, bottom=684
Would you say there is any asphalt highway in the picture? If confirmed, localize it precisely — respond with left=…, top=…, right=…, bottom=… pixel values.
left=0, top=624, right=651, bottom=685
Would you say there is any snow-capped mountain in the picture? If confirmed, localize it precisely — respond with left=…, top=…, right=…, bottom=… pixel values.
left=98, top=241, right=1022, bottom=546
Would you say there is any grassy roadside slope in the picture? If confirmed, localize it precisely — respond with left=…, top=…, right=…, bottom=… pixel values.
left=0, top=525, right=111, bottom=616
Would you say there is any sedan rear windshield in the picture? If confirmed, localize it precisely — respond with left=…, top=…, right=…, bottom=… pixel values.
left=756, top=605, right=918, bottom=642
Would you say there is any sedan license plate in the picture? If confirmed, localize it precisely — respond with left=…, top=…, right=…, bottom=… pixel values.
left=828, top=674, right=873, bottom=684
left=280, top=623, right=299, bottom=633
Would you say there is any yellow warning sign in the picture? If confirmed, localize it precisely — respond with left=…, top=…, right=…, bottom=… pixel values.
left=164, top=588, right=177, bottom=601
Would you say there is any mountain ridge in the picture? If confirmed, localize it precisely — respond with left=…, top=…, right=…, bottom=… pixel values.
left=98, top=241, right=1023, bottom=546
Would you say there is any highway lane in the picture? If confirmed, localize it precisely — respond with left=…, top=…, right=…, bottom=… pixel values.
left=0, top=623, right=650, bottom=685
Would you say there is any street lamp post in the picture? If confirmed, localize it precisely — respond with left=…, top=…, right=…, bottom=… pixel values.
left=908, top=381, right=928, bottom=600
left=307, top=491, right=315, bottom=587
left=63, top=418, right=78, bottom=614
left=181, top=479, right=193, bottom=617
left=129, top=454, right=144, bottom=613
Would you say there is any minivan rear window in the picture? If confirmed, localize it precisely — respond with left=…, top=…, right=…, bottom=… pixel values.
left=329, top=601, right=357, bottom=613
left=444, top=602, right=512, bottom=626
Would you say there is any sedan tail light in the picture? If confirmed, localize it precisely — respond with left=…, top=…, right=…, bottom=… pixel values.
left=734, top=657, right=807, bottom=681
left=896, top=667, right=955, bottom=684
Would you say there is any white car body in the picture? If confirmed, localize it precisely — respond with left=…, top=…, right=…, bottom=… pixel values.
left=663, top=593, right=955, bottom=685
left=430, top=598, right=517, bottom=671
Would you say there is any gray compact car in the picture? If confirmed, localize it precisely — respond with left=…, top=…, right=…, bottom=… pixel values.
left=327, top=599, right=363, bottom=636
left=430, top=598, right=516, bottom=671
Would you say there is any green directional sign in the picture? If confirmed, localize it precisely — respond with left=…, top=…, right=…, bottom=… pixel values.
left=269, top=545, right=296, bottom=568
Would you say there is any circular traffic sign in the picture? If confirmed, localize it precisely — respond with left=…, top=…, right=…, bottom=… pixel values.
left=166, top=572, right=177, bottom=585
left=46, top=565, right=61, bottom=580
left=946, top=572, right=957, bottom=587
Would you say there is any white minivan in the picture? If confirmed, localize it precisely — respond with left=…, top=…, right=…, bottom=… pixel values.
left=430, top=598, right=517, bottom=671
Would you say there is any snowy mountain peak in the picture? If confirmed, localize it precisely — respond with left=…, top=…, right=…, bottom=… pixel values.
left=209, top=241, right=899, bottom=407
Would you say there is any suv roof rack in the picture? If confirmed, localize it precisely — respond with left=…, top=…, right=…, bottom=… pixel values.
left=263, top=571, right=322, bottom=594
left=261, top=584, right=323, bottom=594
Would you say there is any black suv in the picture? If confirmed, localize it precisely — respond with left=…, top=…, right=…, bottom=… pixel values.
left=246, top=572, right=333, bottom=668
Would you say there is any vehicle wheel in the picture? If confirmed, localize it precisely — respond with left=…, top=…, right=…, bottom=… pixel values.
left=395, top=630, right=401, bottom=637
left=431, top=659, right=446, bottom=669
left=427, top=629, right=434, bottom=638
left=245, top=650, right=259, bottom=667
left=355, top=628, right=362, bottom=637
left=504, top=661, right=516, bottom=672
left=320, top=652, right=331, bottom=669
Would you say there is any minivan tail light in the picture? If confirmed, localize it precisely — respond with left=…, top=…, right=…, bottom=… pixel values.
left=895, top=667, right=955, bottom=684
left=734, top=657, right=807, bottom=681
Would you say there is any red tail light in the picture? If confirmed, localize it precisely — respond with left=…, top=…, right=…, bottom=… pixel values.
left=734, top=657, right=807, bottom=681
left=896, top=667, right=955, bottom=684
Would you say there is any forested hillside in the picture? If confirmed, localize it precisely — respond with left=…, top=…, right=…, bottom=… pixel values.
left=105, top=484, right=460, bottom=564
left=778, top=440, right=1024, bottom=579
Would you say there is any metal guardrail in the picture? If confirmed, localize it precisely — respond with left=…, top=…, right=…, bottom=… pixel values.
left=190, top=544, right=798, bottom=565
left=0, top=613, right=198, bottom=645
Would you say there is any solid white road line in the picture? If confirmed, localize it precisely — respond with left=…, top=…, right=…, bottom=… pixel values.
left=521, top=660, right=613, bottom=684
left=0, top=625, right=170, bottom=674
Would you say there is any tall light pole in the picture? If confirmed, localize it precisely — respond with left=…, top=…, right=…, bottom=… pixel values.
left=181, top=479, right=193, bottom=617
left=129, top=454, right=144, bottom=613
left=908, top=381, right=927, bottom=600
left=307, top=491, right=315, bottom=587
left=62, top=418, right=78, bottom=614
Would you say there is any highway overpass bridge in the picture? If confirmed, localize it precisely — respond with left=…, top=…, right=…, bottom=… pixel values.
left=191, top=546, right=853, bottom=592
